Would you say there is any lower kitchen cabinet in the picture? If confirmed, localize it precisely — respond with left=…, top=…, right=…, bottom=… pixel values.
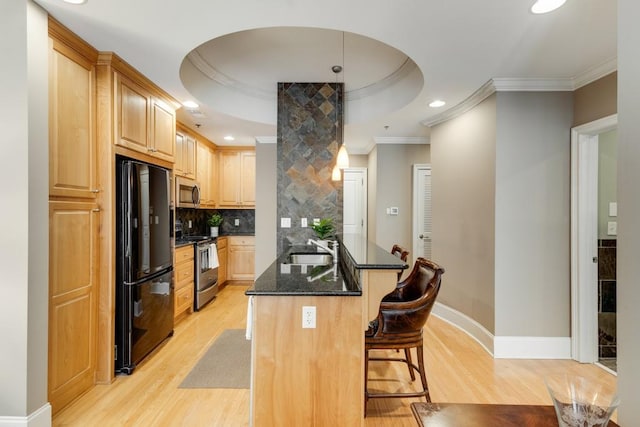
left=174, top=245, right=194, bottom=322
left=217, top=237, right=227, bottom=288
left=227, top=236, right=255, bottom=281
left=49, top=200, right=99, bottom=414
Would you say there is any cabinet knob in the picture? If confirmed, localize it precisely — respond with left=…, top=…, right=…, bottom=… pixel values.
left=91, top=189, right=100, bottom=193
left=92, top=208, right=101, bottom=212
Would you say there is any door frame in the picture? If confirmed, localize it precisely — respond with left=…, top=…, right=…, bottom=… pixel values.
left=343, top=168, right=368, bottom=239
left=412, top=164, right=432, bottom=262
left=570, top=114, right=617, bottom=363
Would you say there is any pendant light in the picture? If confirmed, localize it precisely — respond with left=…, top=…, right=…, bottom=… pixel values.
left=331, top=32, right=350, bottom=181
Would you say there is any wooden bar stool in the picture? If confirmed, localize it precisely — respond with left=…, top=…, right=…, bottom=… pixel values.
left=364, top=257, right=444, bottom=409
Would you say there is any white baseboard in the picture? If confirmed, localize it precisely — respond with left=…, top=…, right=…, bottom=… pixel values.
left=0, top=404, right=51, bottom=427
left=431, top=302, right=495, bottom=356
left=494, top=336, right=571, bottom=359
left=432, top=302, right=572, bottom=359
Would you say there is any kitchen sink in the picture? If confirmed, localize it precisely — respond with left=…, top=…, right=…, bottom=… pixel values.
left=285, top=253, right=333, bottom=265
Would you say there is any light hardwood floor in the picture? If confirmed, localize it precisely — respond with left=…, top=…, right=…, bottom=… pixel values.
left=53, top=284, right=617, bottom=426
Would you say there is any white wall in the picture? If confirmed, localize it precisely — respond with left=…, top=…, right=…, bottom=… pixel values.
left=616, top=0, right=640, bottom=422
left=373, top=144, right=429, bottom=260
left=255, top=141, right=277, bottom=277
left=494, top=92, right=573, bottom=337
left=597, top=129, right=617, bottom=240
left=431, top=94, right=497, bottom=334
left=0, top=0, right=50, bottom=421
left=367, top=147, right=378, bottom=243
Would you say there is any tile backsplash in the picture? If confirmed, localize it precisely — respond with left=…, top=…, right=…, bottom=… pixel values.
left=176, top=208, right=255, bottom=236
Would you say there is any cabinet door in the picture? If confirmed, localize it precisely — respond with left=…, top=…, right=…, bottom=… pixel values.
left=196, top=141, right=211, bottom=207
left=219, top=151, right=241, bottom=207
left=184, top=135, right=196, bottom=179
left=240, top=151, right=256, bottom=206
left=209, top=148, right=218, bottom=206
left=49, top=38, right=97, bottom=199
left=175, top=132, right=185, bottom=176
left=116, top=74, right=149, bottom=154
left=217, top=239, right=227, bottom=286
left=150, top=98, right=175, bottom=162
left=49, top=201, right=99, bottom=414
left=228, top=237, right=255, bottom=281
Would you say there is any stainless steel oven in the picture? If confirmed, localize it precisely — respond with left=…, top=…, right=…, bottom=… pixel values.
left=195, top=239, right=218, bottom=310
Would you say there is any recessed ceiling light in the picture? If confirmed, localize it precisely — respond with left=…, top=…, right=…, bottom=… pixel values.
left=530, top=0, right=566, bottom=14
left=224, top=135, right=235, bottom=141
left=182, top=101, right=199, bottom=109
left=429, top=100, right=446, bottom=108
left=62, top=0, right=87, bottom=4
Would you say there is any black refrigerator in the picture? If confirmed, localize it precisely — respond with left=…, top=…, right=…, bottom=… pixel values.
left=115, top=157, right=174, bottom=374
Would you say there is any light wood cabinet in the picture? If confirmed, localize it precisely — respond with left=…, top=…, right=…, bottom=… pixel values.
left=227, top=236, right=255, bottom=281
left=174, top=245, right=194, bottom=322
left=48, top=20, right=100, bottom=415
left=216, top=237, right=227, bottom=287
left=174, top=130, right=195, bottom=179
left=196, top=141, right=217, bottom=208
left=115, top=72, right=175, bottom=163
left=49, top=200, right=99, bottom=414
left=218, top=150, right=255, bottom=208
left=49, top=37, right=97, bottom=200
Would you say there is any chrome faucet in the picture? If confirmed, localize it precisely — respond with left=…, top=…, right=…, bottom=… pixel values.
left=307, top=239, right=339, bottom=264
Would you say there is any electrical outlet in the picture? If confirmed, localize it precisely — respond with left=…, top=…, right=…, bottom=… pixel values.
left=301, top=218, right=307, bottom=228
left=188, top=220, right=192, bottom=228
left=281, top=217, right=291, bottom=228
left=234, top=218, right=240, bottom=226
left=313, top=218, right=320, bottom=226
left=302, top=306, right=316, bottom=329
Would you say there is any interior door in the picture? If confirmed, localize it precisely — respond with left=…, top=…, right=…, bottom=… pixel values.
left=412, top=165, right=432, bottom=260
left=343, top=168, right=367, bottom=237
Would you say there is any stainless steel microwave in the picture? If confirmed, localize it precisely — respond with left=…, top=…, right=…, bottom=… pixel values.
left=175, top=177, right=200, bottom=208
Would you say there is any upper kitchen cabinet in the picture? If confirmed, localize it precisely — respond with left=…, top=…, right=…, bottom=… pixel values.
left=175, top=125, right=196, bottom=179
left=219, top=150, right=255, bottom=208
left=48, top=28, right=97, bottom=199
left=196, top=139, right=218, bottom=209
left=113, top=66, right=176, bottom=164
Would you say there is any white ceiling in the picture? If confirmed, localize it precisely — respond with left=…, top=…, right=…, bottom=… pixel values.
left=34, top=0, right=617, bottom=154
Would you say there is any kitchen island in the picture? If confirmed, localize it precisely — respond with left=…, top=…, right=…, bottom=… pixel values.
left=246, top=235, right=407, bottom=426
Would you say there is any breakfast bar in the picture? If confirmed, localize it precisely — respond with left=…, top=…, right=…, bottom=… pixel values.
left=246, top=235, right=407, bottom=426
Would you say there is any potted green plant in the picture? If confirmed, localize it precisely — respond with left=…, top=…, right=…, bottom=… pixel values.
left=207, top=212, right=223, bottom=237
left=311, top=217, right=335, bottom=242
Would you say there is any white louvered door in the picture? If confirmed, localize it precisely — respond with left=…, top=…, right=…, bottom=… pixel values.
left=413, top=165, right=432, bottom=260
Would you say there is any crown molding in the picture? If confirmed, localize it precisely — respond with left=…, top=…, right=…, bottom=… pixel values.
left=374, top=136, right=429, bottom=145
left=422, top=60, right=618, bottom=128
left=491, top=77, right=574, bottom=92
left=421, top=79, right=496, bottom=127
left=572, top=57, right=617, bottom=89
left=347, top=58, right=417, bottom=101
left=188, top=50, right=274, bottom=101
left=255, top=136, right=277, bottom=144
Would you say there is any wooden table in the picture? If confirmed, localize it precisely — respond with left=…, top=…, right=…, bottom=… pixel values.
left=410, top=402, right=619, bottom=427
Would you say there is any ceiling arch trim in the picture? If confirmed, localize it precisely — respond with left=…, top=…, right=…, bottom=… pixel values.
left=346, top=58, right=418, bottom=101
left=187, top=50, right=274, bottom=101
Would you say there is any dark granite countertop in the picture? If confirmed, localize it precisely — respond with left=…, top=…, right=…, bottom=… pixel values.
left=339, top=234, right=409, bottom=270
left=247, top=236, right=408, bottom=296
left=246, top=244, right=361, bottom=296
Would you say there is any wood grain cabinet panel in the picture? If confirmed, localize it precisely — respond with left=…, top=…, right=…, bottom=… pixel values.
left=115, top=73, right=175, bottom=162
left=218, top=150, right=255, bottom=208
left=217, top=237, right=227, bottom=287
left=48, top=37, right=97, bottom=199
left=48, top=201, right=99, bottom=414
left=174, top=245, right=194, bottom=322
left=227, top=236, right=255, bottom=281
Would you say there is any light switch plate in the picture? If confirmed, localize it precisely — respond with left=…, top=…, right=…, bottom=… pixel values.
left=609, top=202, right=618, bottom=217
left=281, top=217, right=291, bottom=228
left=607, top=221, right=617, bottom=236
left=301, top=218, right=307, bottom=228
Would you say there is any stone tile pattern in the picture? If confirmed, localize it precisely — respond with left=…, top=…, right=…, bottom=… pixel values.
left=598, top=239, right=616, bottom=358
left=277, top=82, right=344, bottom=255
left=176, top=208, right=255, bottom=237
